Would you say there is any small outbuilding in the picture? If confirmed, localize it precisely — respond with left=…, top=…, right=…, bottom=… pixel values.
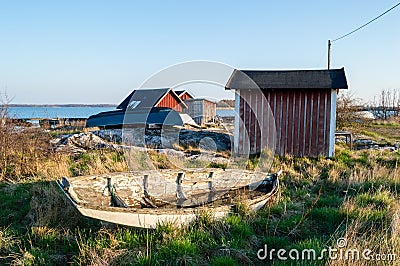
left=226, top=68, right=348, bottom=157
left=183, top=98, right=217, bottom=126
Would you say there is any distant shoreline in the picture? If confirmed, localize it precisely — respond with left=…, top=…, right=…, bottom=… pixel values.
left=5, top=104, right=117, bottom=108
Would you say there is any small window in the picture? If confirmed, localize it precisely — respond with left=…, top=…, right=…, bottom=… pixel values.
left=127, top=101, right=141, bottom=109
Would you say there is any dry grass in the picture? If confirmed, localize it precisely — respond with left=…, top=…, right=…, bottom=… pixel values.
left=0, top=227, right=19, bottom=255
left=329, top=197, right=400, bottom=265
left=268, top=148, right=399, bottom=265
left=25, top=182, right=83, bottom=228
left=0, top=123, right=55, bottom=181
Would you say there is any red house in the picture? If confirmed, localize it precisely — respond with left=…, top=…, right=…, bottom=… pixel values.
left=226, top=68, right=348, bottom=157
left=174, top=90, right=194, bottom=101
left=117, top=88, right=187, bottom=112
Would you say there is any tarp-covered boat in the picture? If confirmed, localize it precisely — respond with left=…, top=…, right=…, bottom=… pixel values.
left=86, top=107, right=185, bottom=129
left=57, top=169, right=280, bottom=228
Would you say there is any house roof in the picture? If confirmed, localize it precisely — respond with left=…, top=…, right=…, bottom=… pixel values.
left=225, top=68, right=348, bottom=90
left=184, top=98, right=217, bottom=104
left=174, top=90, right=194, bottom=99
left=117, top=88, right=186, bottom=110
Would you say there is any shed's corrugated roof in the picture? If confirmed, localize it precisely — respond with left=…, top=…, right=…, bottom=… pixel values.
left=117, top=88, right=176, bottom=110
left=225, top=68, right=348, bottom=90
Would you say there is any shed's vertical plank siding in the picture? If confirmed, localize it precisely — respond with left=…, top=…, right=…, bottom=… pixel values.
left=238, top=89, right=333, bottom=157
left=281, top=91, right=288, bottom=155
left=253, top=90, right=259, bottom=154
left=275, top=92, right=281, bottom=155
left=298, top=91, right=305, bottom=157
left=244, top=90, right=251, bottom=154
left=234, top=91, right=240, bottom=154
left=255, top=90, right=262, bottom=153
left=318, top=91, right=327, bottom=155
left=304, top=92, right=312, bottom=156
left=325, top=93, right=332, bottom=156
left=239, top=92, right=244, bottom=154
left=269, top=91, right=276, bottom=155
left=249, top=91, right=255, bottom=154
left=294, top=91, right=301, bottom=155
left=157, top=92, right=182, bottom=112
left=287, top=91, right=294, bottom=154
left=262, top=91, right=269, bottom=152
left=310, top=91, right=318, bottom=156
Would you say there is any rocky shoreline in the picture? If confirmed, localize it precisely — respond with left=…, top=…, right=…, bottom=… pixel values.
left=51, top=128, right=233, bottom=165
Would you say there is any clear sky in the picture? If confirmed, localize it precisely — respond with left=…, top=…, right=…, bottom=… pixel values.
left=1, top=1, right=399, bottom=104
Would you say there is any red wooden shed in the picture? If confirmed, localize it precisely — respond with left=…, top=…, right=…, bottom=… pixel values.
left=225, top=68, right=348, bottom=157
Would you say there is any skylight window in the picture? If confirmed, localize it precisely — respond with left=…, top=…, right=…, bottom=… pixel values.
left=127, top=101, right=141, bottom=109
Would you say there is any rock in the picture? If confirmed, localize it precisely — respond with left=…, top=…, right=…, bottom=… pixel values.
left=51, top=132, right=118, bottom=154
left=53, top=128, right=232, bottom=157
left=92, top=128, right=232, bottom=152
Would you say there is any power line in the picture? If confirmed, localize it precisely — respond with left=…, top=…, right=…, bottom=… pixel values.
left=332, top=2, right=400, bottom=42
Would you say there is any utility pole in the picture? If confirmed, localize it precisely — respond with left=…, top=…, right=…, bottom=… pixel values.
left=327, top=40, right=331, bottom=70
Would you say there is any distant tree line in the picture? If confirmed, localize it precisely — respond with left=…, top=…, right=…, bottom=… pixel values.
left=217, top=99, right=235, bottom=108
left=336, top=88, right=400, bottom=130
left=336, top=92, right=364, bottom=129
left=370, top=88, right=400, bottom=120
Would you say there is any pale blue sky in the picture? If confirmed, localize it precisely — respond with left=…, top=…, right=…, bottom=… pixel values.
left=0, top=1, right=399, bottom=104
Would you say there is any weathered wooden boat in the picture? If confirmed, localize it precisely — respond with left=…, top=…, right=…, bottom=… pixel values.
left=57, top=168, right=280, bottom=228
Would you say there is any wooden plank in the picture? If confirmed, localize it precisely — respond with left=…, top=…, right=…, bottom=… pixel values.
left=244, top=91, right=251, bottom=155
left=280, top=91, right=288, bottom=155
left=322, top=91, right=328, bottom=155
left=255, top=90, right=262, bottom=154
left=287, top=90, right=294, bottom=155
left=273, top=91, right=281, bottom=155
left=325, top=92, right=332, bottom=156
left=263, top=90, right=273, bottom=153
left=304, top=91, right=312, bottom=156
left=270, top=91, right=277, bottom=154
left=293, top=91, right=301, bottom=156
left=310, top=91, right=319, bottom=156
left=264, top=91, right=272, bottom=152
left=317, top=91, right=326, bottom=155
left=239, top=92, right=245, bottom=154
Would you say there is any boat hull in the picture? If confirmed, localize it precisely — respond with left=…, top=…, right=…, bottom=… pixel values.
left=57, top=169, right=279, bottom=228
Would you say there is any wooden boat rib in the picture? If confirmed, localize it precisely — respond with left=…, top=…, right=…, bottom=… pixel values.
left=57, top=169, right=280, bottom=228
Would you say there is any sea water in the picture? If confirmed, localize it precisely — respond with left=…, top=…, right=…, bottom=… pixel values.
left=8, top=106, right=235, bottom=119
left=8, top=106, right=115, bottom=119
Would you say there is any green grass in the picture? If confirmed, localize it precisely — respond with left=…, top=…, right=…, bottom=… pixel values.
left=211, top=256, right=238, bottom=266
left=0, top=183, right=32, bottom=230
left=49, top=129, right=82, bottom=137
